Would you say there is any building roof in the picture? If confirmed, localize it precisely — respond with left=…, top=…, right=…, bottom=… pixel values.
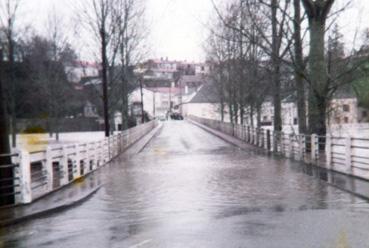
left=189, top=81, right=220, bottom=104
left=151, top=87, right=182, bottom=94
left=179, top=74, right=205, bottom=84
left=81, top=77, right=101, bottom=86
left=333, top=84, right=356, bottom=99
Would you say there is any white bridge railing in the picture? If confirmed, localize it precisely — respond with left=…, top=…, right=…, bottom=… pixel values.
left=190, top=116, right=369, bottom=180
left=1, top=120, right=158, bottom=205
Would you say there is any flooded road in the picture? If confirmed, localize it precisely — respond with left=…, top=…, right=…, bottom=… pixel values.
left=2, top=121, right=369, bottom=248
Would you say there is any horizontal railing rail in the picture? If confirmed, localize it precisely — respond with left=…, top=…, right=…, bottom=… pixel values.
left=189, top=115, right=369, bottom=180
left=0, top=120, right=158, bottom=206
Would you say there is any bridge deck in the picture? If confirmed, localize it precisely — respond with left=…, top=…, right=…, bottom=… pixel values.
left=2, top=121, right=369, bottom=247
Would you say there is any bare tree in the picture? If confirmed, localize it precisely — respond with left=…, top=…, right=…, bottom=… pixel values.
left=293, top=0, right=307, bottom=134
left=78, top=0, right=147, bottom=133
left=0, top=0, right=21, bottom=147
left=206, top=22, right=228, bottom=121
left=115, top=0, right=147, bottom=130
left=78, top=0, right=116, bottom=137
left=44, top=11, right=77, bottom=140
left=212, top=0, right=293, bottom=133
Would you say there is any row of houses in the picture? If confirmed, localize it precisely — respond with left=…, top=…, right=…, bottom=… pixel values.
left=63, top=58, right=209, bottom=127
left=180, top=80, right=369, bottom=136
left=62, top=58, right=369, bottom=136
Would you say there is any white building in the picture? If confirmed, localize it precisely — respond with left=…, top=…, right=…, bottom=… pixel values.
left=66, top=61, right=100, bottom=84
left=195, top=63, right=210, bottom=75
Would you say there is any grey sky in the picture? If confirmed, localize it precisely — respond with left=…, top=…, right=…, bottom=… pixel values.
left=16, top=0, right=369, bottom=62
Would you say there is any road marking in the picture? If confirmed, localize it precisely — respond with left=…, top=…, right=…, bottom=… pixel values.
left=128, top=239, right=152, bottom=248
left=154, top=148, right=166, bottom=155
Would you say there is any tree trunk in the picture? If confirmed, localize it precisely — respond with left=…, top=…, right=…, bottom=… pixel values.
left=240, top=107, right=244, bottom=125
left=293, top=0, right=307, bottom=134
left=229, top=103, right=233, bottom=124
left=271, top=0, right=282, bottom=132
left=220, top=100, right=224, bottom=122
left=101, top=29, right=110, bottom=137
left=234, top=97, right=239, bottom=124
left=250, top=105, right=254, bottom=128
left=220, top=71, right=225, bottom=122
left=0, top=49, right=14, bottom=206
left=8, top=32, right=17, bottom=148
left=308, top=19, right=328, bottom=135
left=121, top=79, right=129, bottom=130
left=256, top=104, right=261, bottom=128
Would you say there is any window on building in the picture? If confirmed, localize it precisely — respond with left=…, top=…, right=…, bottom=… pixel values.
left=344, top=117, right=349, bottom=123
left=263, top=116, right=268, bottom=121
left=293, top=118, right=298, bottom=125
left=201, top=66, right=205, bottom=71
left=343, top=104, right=350, bottom=112
left=335, top=117, right=341, bottom=124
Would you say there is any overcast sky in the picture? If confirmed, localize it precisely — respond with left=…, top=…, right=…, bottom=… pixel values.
left=16, top=0, right=369, bottom=62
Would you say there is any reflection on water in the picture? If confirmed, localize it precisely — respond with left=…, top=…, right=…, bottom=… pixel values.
left=2, top=121, right=369, bottom=248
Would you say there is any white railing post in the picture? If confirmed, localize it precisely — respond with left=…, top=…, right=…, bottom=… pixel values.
left=111, top=136, right=116, bottom=158
left=311, top=134, right=317, bottom=164
left=345, top=137, right=352, bottom=173
left=98, top=140, right=103, bottom=167
left=60, top=146, right=69, bottom=186
left=80, top=144, right=86, bottom=175
left=88, top=142, right=94, bottom=171
left=104, top=138, right=109, bottom=163
left=298, top=135, right=304, bottom=161
left=45, top=147, right=54, bottom=192
left=74, top=144, right=81, bottom=179
left=325, top=135, right=332, bottom=169
left=115, top=135, right=119, bottom=157
left=18, top=149, right=32, bottom=204
left=288, top=134, right=293, bottom=158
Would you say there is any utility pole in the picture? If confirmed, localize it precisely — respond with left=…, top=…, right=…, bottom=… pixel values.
left=153, top=90, right=156, bottom=118
left=139, top=77, right=144, bottom=124
left=169, top=82, right=172, bottom=113
left=179, top=80, right=183, bottom=115
left=0, top=49, right=14, bottom=206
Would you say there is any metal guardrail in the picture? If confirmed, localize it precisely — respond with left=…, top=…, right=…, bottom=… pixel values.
left=189, top=116, right=369, bottom=180
left=0, top=120, right=158, bottom=206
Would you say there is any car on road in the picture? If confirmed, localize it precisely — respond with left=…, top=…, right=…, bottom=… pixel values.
left=170, top=112, right=184, bottom=120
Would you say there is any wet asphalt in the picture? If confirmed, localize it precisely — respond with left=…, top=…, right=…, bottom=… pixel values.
left=2, top=121, right=369, bottom=248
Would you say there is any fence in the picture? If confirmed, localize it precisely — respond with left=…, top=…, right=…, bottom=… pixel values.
left=190, top=116, right=369, bottom=180
left=0, top=120, right=158, bottom=206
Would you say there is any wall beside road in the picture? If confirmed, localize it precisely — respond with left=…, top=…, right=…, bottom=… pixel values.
left=17, top=117, right=103, bottom=133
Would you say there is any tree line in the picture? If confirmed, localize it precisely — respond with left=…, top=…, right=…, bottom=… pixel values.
left=0, top=0, right=147, bottom=204
left=0, top=0, right=146, bottom=143
left=206, top=0, right=369, bottom=137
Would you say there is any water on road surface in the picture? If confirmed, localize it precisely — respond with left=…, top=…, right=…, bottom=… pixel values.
left=2, top=121, right=369, bottom=248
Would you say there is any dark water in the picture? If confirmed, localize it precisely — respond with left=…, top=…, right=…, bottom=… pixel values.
left=2, top=121, right=369, bottom=248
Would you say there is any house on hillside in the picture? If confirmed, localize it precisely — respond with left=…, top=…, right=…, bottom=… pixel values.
left=195, top=63, right=210, bottom=75
left=65, top=61, right=100, bottom=84
left=182, top=82, right=225, bottom=120
left=328, top=89, right=369, bottom=125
